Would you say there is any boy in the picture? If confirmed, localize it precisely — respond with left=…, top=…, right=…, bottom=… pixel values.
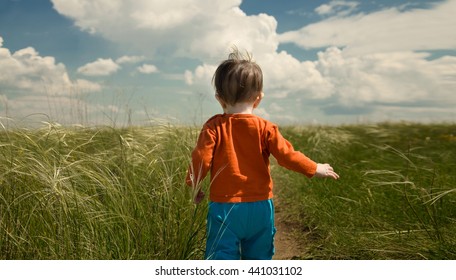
left=186, top=49, right=339, bottom=260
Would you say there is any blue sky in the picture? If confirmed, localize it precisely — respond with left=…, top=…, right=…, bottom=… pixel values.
left=0, top=0, right=455, bottom=126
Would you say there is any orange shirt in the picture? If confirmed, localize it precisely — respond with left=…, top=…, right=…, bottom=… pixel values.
left=186, top=114, right=317, bottom=203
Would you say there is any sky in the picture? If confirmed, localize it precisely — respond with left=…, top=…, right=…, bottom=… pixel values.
left=0, top=0, right=455, bottom=126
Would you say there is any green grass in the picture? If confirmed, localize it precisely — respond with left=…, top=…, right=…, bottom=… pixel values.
left=0, top=120, right=455, bottom=259
left=275, top=123, right=456, bottom=259
left=0, top=121, right=207, bottom=259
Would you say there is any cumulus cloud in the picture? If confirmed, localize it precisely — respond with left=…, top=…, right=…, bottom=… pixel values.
left=313, top=47, right=456, bottom=116
left=49, top=1, right=456, bottom=123
left=77, top=58, right=120, bottom=76
left=188, top=45, right=456, bottom=120
left=0, top=36, right=104, bottom=124
left=116, top=55, right=146, bottom=64
left=50, top=0, right=331, bottom=101
left=184, top=64, right=216, bottom=87
left=260, top=51, right=333, bottom=99
left=315, top=0, right=359, bottom=17
left=137, top=64, right=158, bottom=74
left=0, top=36, right=100, bottom=95
left=73, top=79, right=102, bottom=92
left=51, top=0, right=278, bottom=59
left=279, top=0, right=456, bottom=56
left=185, top=48, right=334, bottom=101
left=0, top=46, right=71, bottom=92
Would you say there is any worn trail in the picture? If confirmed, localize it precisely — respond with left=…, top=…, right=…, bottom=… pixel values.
left=273, top=199, right=305, bottom=260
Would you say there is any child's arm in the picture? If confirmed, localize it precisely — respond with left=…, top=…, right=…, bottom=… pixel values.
left=268, top=125, right=339, bottom=180
left=268, top=125, right=317, bottom=177
left=314, top=163, right=339, bottom=180
left=186, top=125, right=216, bottom=203
left=187, top=173, right=206, bottom=204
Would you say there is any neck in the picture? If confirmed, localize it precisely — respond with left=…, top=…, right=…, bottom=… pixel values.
left=223, top=102, right=254, bottom=114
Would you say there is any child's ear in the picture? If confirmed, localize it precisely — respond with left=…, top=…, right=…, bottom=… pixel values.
left=253, top=92, right=264, bottom=108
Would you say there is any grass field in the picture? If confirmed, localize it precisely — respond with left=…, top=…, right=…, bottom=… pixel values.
left=0, top=121, right=207, bottom=259
left=275, top=123, right=456, bottom=259
left=0, top=120, right=455, bottom=259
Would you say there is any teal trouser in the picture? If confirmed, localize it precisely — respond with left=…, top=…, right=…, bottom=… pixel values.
left=205, top=199, right=276, bottom=260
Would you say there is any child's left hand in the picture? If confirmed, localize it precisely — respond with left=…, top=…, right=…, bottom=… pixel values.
left=315, top=163, right=340, bottom=180
left=194, top=190, right=205, bottom=204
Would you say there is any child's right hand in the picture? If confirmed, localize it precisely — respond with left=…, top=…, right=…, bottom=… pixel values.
left=194, top=190, right=205, bottom=204
left=315, top=163, right=339, bottom=180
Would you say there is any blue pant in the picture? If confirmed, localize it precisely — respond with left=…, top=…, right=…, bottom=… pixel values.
left=205, top=199, right=276, bottom=260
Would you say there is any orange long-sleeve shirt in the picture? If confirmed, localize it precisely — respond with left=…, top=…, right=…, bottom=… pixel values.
left=186, top=114, right=317, bottom=203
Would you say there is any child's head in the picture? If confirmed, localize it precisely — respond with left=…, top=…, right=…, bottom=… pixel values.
left=212, top=48, right=263, bottom=106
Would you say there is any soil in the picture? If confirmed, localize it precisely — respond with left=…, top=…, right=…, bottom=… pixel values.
left=273, top=200, right=306, bottom=260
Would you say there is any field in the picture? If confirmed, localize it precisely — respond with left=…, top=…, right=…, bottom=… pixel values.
left=275, top=123, right=456, bottom=259
left=0, top=121, right=455, bottom=259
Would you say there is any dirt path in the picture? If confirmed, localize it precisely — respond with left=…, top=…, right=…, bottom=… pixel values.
left=273, top=200, right=305, bottom=260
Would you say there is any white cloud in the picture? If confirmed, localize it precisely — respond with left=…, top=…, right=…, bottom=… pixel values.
left=116, top=55, right=146, bottom=64
left=314, top=47, right=456, bottom=107
left=315, top=0, right=359, bottom=16
left=188, top=46, right=456, bottom=120
left=77, top=58, right=120, bottom=76
left=73, top=79, right=102, bottom=92
left=0, top=36, right=100, bottom=95
left=51, top=0, right=278, bottom=59
left=184, top=70, right=194, bottom=85
left=0, top=37, right=104, bottom=124
left=279, top=0, right=456, bottom=56
left=130, top=2, right=201, bottom=30
left=137, top=64, right=158, bottom=74
left=185, top=49, right=334, bottom=101
left=184, top=64, right=216, bottom=87
left=51, top=0, right=324, bottom=102
left=0, top=46, right=71, bottom=92
left=49, top=1, right=456, bottom=123
left=260, top=51, right=333, bottom=99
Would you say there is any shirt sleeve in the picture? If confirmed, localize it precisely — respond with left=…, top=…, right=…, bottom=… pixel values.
left=267, top=125, right=317, bottom=178
left=186, top=125, right=217, bottom=187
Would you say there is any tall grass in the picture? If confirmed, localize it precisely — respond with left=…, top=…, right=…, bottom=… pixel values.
left=1, top=119, right=455, bottom=260
left=275, top=123, right=456, bottom=259
left=0, top=120, right=206, bottom=259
